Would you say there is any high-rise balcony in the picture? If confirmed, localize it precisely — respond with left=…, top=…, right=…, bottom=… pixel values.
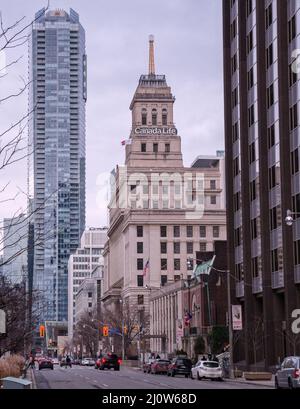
left=235, top=280, right=244, bottom=298
left=252, top=276, right=263, bottom=294
left=271, top=271, right=284, bottom=289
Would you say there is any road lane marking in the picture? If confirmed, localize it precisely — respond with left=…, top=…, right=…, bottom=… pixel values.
left=102, top=384, right=108, bottom=387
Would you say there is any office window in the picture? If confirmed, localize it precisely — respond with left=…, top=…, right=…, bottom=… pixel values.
left=268, top=125, right=275, bottom=148
left=160, top=226, right=167, bottom=237
left=137, top=242, right=143, bottom=254
left=289, top=63, right=297, bottom=87
left=233, top=157, right=240, bottom=177
left=210, top=180, right=216, bottom=190
left=246, top=0, right=252, bottom=17
left=152, top=109, right=157, bottom=125
left=160, top=242, right=167, bottom=254
left=173, top=226, right=180, bottom=237
left=174, top=275, right=181, bottom=282
left=137, top=226, right=143, bottom=237
left=174, top=259, right=180, bottom=270
left=251, top=257, right=259, bottom=278
left=153, top=143, right=158, bottom=153
left=246, top=30, right=253, bottom=54
left=290, top=104, right=298, bottom=130
left=232, top=87, right=238, bottom=108
left=294, top=240, right=300, bottom=266
left=248, top=104, right=255, bottom=127
left=232, top=122, right=239, bottom=143
left=250, top=180, right=257, bottom=202
left=211, top=195, right=217, bottom=205
left=200, top=242, right=207, bottom=252
left=161, top=259, right=167, bottom=270
left=291, top=148, right=299, bottom=175
left=187, top=242, right=193, bottom=254
left=247, top=67, right=254, bottom=90
left=137, top=259, right=144, bottom=270
left=270, top=207, right=278, bottom=231
left=234, top=227, right=241, bottom=247
left=161, top=275, right=168, bottom=286
left=271, top=249, right=279, bottom=272
left=230, top=18, right=237, bottom=41
left=162, top=109, right=168, bottom=125
left=235, top=263, right=244, bottom=281
left=187, top=226, right=193, bottom=237
left=141, top=143, right=146, bottom=153
left=138, top=295, right=144, bottom=305
left=265, top=4, right=273, bottom=29
left=251, top=218, right=258, bottom=240
left=231, top=53, right=238, bottom=75
left=137, top=275, right=144, bottom=287
left=266, top=44, right=273, bottom=68
left=234, top=191, right=241, bottom=211
left=165, top=143, right=170, bottom=153
left=88, top=292, right=92, bottom=298
left=187, top=258, right=194, bottom=271
left=200, top=225, right=206, bottom=238
left=249, top=142, right=256, bottom=164
left=288, top=15, right=296, bottom=43
left=213, top=226, right=220, bottom=238
left=88, top=302, right=92, bottom=308
left=267, top=84, right=274, bottom=108
left=141, top=108, right=147, bottom=125
left=174, top=242, right=180, bottom=254
left=292, top=193, right=300, bottom=215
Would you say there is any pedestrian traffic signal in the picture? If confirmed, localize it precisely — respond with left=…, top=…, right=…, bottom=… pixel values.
left=123, top=325, right=128, bottom=335
left=39, top=325, right=45, bottom=338
left=103, top=326, right=109, bottom=337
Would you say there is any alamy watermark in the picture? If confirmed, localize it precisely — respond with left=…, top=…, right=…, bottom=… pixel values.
left=292, top=309, right=300, bottom=335
left=96, top=166, right=205, bottom=220
left=0, top=309, right=6, bottom=334
left=0, top=50, right=6, bottom=76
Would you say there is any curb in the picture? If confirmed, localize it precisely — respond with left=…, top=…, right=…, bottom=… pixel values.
left=225, top=378, right=274, bottom=389
left=28, top=368, right=37, bottom=390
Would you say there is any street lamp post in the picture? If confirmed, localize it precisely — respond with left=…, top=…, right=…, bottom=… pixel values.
left=285, top=209, right=300, bottom=226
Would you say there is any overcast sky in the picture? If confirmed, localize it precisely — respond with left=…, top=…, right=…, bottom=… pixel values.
left=0, top=0, right=224, bottom=228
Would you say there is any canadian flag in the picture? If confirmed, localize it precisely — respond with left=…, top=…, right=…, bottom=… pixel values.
left=121, top=139, right=132, bottom=146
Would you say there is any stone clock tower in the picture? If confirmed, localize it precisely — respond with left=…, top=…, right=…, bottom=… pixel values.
left=125, top=35, right=183, bottom=169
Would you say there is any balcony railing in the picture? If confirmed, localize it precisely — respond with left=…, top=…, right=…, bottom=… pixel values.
left=295, top=265, right=300, bottom=284
left=235, top=281, right=245, bottom=298
left=252, top=276, right=263, bottom=294
left=271, top=271, right=284, bottom=289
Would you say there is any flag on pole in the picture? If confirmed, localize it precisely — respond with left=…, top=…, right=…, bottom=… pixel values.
left=143, top=259, right=149, bottom=276
left=121, top=139, right=132, bottom=146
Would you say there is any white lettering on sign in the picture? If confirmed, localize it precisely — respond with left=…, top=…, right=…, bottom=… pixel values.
left=135, top=127, right=177, bottom=136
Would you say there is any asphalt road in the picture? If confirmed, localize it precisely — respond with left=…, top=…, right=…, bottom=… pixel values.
left=34, top=365, right=272, bottom=389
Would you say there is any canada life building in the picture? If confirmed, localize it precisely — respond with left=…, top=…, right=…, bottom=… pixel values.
left=103, top=37, right=226, bottom=332
left=29, top=9, right=87, bottom=323
left=223, top=0, right=300, bottom=369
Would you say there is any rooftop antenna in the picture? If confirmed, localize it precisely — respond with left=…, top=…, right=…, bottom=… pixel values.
left=148, top=34, right=155, bottom=76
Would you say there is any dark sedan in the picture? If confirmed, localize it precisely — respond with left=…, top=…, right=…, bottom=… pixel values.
left=38, top=358, right=54, bottom=370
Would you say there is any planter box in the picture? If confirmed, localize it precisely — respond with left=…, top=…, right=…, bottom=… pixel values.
left=243, top=372, right=272, bottom=381
left=234, top=370, right=243, bottom=378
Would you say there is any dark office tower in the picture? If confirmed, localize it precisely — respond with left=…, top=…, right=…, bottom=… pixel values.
left=29, top=9, right=87, bottom=323
left=223, top=0, right=300, bottom=370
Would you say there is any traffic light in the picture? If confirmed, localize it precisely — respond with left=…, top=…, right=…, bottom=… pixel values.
left=39, top=325, right=45, bottom=338
left=103, top=326, right=109, bottom=337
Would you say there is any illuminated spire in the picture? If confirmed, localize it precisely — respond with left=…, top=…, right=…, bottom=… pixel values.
left=148, top=34, right=155, bottom=76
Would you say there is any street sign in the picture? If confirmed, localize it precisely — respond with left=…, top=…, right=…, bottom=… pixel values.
left=193, top=256, right=216, bottom=277
left=232, top=305, right=243, bottom=330
left=0, top=310, right=6, bottom=334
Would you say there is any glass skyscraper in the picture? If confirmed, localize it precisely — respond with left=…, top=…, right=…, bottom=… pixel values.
left=29, top=8, right=86, bottom=323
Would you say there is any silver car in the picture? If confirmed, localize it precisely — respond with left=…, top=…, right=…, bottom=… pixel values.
left=275, top=356, right=300, bottom=389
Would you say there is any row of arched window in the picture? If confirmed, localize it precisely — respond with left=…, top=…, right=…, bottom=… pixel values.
left=141, top=108, right=168, bottom=126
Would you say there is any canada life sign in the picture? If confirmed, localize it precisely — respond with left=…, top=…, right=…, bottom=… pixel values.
left=134, top=127, right=177, bottom=136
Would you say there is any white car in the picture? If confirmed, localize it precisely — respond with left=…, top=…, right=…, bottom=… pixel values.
left=52, top=358, right=59, bottom=365
left=191, top=360, right=223, bottom=381
left=81, top=358, right=95, bottom=366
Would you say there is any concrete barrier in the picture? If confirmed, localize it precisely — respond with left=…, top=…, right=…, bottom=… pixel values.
left=1, top=377, right=32, bottom=389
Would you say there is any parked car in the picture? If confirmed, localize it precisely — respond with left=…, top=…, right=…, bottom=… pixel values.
left=95, top=353, right=121, bottom=371
left=191, top=360, right=223, bottom=381
left=38, top=358, right=54, bottom=370
left=52, top=358, right=59, bottom=365
left=81, top=358, right=96, bottom=366
left=150, top=359, right=170, bottom=375
left=167, top=357, right=192, bottom=378
left=60, top=357, right=72, bottom=368
left=143, top=359, right=156, bottom=373
left=73, top=358, right=81, bottom=365
left=275, top=356, right=300, bottom=389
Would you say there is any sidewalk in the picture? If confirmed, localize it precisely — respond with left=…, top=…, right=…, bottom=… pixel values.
left=225, top=375, right=274, bottom=389
left=26, top=368, right=37, bottom=389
